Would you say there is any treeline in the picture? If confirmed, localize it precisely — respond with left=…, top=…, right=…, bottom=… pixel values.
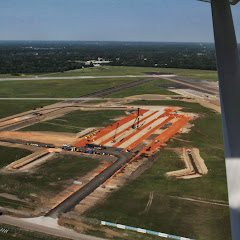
left=0, top=57, right=85, bottom=74
left=0, top=41, right=224, bottom=74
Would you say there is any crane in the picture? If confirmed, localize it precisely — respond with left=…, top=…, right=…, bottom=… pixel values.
left=132, top=108, right=140, bottom=130
left=112, top=122, right=120, bottom=143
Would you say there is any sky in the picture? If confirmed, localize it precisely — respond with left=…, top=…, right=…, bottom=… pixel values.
left=0, top=0, right=240, bottom=42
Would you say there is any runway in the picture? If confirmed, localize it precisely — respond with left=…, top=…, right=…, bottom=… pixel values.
left=0, top=74, right=175, bottom=82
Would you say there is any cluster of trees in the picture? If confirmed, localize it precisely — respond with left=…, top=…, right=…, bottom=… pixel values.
left=0, top=41, right=88, bottom=74
left=0, top=57, right=85, bottom=74
left=108, top=42, right=217, bottom=70
left=0, top=41, right=228, bottom=74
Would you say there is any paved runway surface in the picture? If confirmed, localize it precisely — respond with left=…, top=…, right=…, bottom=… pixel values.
left=0, top=74, right=175, bottom=81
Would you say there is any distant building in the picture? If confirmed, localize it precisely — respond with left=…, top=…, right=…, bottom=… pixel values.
left=85, top=58, right=111, bottom=66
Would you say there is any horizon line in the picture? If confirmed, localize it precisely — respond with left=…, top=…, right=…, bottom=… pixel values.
left=0, top=40, right=216, bottom=44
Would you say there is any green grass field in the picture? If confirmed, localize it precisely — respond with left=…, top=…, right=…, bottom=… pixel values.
left=0, top=73, right=37, bottom=78
left=22, top=109, right=128, bottom=133
left=0, top=146, right=32, bottom=169
left=0, top=78, right=139, bottom=98
left=77, top=222, right=168, bottom=240
left=39, top=66, right=218, bottom=82
left=0, top=197, right=33, bottom=210
left=84, top=100, right=230, bottom=240
left=0, top=100, right=58, bottom=119
left=106, top=79, right=176, bottom=98
left=0, top=146, right=32, bottom=210
left=0, top=66, right=218, bottom=82
left=0, top=153, right=99, bottom=204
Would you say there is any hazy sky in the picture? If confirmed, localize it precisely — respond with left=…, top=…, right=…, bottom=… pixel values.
left=1, top=0, right=240, bottom=42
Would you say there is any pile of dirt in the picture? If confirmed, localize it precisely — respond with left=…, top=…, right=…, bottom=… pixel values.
left=166, top=148, right=208, bottom=179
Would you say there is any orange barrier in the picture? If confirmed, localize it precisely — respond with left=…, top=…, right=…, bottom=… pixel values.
left=124, top=115, right=175, bottom=151
left=74, top=109, right=148, bottom=147
left=99, top=110, right=158, bottom=146
left=113, top=112, right=168, bottom=148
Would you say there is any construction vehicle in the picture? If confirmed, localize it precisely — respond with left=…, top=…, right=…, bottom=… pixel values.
left=33, top=112, right=43, bottom=116
left=132, top=108, right=140, bottom=130
left=85, top=144, right=103, bottom=150
left=112, top=122, right=120, bottom=143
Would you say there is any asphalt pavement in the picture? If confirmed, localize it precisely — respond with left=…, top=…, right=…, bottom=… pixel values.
left=0, top=215, right=106, bottom=240
left=0, top=74, right=175, bottom=81
left=46, top=148, right=133, bottom=218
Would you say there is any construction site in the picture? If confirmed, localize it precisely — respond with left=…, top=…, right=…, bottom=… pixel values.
left=0, top=96, right=209, bottom=209
left=0, top=74, right=227, bottom=240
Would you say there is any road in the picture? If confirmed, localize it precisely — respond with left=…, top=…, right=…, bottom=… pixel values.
left=0, top=74, right=175, bottom=82
left=0, top=215, right=105, bottom=240
left=46, top=148, right=133, bottom=218
left=0, top=138, right=133, bottom=219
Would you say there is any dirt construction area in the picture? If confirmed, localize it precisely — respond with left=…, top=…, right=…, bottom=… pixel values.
left=74, top=106, right=193, bottom=152
left=0, top=131, right=77, bottom=146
